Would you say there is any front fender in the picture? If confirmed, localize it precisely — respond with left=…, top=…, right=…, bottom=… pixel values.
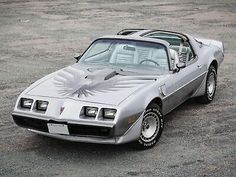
left=114, top=82, right=164, bottom=136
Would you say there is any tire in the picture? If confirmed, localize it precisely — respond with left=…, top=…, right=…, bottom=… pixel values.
left=196, top=65, right=217, bottom=104
left=132, top=103, right=164, bottom=149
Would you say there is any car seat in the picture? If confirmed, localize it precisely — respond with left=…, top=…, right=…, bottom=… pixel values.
left=109, top=44, right=137, bottom=64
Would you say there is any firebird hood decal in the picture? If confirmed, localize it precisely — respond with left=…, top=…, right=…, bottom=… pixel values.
left=26, top=66, right=157, bottom=105
left=53, top=66, right=156, bottom=98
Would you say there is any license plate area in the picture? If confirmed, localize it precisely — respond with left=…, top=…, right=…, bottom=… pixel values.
left=47, top=123, right=69, bottom=135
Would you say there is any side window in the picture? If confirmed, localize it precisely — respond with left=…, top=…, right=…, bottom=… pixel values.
left=146, top=32, right=195, bottom=64
left=179, top=41, right=194, bottom=63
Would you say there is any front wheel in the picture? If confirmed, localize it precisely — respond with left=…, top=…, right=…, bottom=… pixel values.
left=132, top=103, right=164, bottom=149
left=196, top=65, right=217, bottom=104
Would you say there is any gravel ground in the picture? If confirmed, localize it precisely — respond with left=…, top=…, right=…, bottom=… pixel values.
left=0, top=0, right=235, bottom=177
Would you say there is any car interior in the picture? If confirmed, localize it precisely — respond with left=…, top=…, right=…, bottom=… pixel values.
left=83, top=41, right=170, bottom=70
left=83, top=28, right=199, bottom=71
left=144, top=32, right=194, bottom=65
left=116, top=30, right=195, bottom=69
left=109, top=44, right=169, bottom=69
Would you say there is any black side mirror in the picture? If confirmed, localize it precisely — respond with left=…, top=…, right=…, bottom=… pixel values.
left=176, top=62, right=186, bottom=69
left=173, top=62, right=186, bottom=73
left=74, top=54, right=81, bottom=63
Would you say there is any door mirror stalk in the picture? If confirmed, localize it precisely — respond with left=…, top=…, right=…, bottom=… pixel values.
left=74, top=54, right=81, bottom=63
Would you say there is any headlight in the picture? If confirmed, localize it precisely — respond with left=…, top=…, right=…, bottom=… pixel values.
left=84, top=107, right=98, bottom=117
left=103, top=108, right=116, bottom=119
left=36, top=100, right=49, bottom=111
left=20, top=98, right=33, bottom=109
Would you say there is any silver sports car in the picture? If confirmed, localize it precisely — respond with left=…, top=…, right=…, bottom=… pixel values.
left=12, top=29, right=224, bottom=149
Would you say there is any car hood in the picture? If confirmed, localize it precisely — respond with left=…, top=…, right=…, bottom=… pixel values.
left=26, top=65, right=159, bottom=106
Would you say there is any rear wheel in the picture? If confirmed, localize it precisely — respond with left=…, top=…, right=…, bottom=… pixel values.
left=196, top=65, right=217, bottom=104
left=132, top=103, right=164, bottom=149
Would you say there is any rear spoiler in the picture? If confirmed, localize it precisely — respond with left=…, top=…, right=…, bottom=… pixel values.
left=195, top=38, right=224, bottom=53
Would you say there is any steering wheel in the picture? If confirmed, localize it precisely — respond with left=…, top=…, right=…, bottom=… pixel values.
left=139, top=59, right=160, bottom=66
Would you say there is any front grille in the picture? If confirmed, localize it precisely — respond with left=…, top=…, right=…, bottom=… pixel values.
left=13, top=115, right=48, bottom=132
left=69, top=124, right=112, bottom=137
left=12, top=115, right=113, bottom=138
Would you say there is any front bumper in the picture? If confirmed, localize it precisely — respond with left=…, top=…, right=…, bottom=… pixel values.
left=12, top=113, right=143, bottom=144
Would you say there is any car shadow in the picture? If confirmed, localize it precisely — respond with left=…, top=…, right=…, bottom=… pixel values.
left=27, top=133, right=145, bottom=163
left=164, top=98, right=204, bottom=123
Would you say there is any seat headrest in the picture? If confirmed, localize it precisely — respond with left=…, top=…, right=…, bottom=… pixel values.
left=170, top=49, right=179, bottom=61
left=170, top=49, right=179, bottom=69
left=109, top=44, right=136, bottom=64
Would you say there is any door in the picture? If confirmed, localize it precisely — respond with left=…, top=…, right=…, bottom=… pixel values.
left=162, top=56, right=205, bottom=114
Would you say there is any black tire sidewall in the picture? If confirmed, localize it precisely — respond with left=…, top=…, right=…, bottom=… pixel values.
left=137, top=104, right=164, bottom=148
left=206, top=66, right=217, bottom=101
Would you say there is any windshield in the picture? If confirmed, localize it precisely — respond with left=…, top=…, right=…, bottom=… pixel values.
left=79, top=39, right=169, bottom=72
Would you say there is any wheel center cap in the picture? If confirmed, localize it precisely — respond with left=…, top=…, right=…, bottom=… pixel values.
left=143, top=121, right=150, bottom=130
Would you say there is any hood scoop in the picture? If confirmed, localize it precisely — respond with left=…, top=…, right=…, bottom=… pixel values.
left=86, top=68, right=118, bottom=81
left=104, top=71, right=117, bottom=80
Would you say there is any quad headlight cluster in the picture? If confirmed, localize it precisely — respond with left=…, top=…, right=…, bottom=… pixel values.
left=84, top=106, right=98, bottom=117
left=20, top=98, right=48, bottom=111
left=20, top=98, right=33, bottom=109
left=103, top=108, right=117, bottom=119
left=36, top=100, right=49, bottom=111
left=84, top=106, right=116, bottom=119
